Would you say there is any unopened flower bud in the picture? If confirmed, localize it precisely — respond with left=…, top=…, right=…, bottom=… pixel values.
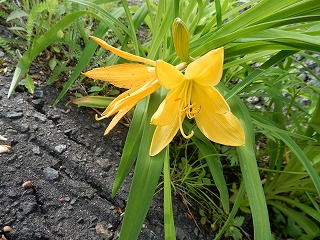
left=172, top=18, right=190, bottom=62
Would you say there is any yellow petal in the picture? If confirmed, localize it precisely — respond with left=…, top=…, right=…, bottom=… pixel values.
left=83, top=64, right=156, bottom=89
left=192, top=83, right=229, bottom=114
left=151, top=86, right=181, bottom=126
left=103, top=80, right=161, bottom=117
left=185, top=47, right=224, bottom=86
left=103, top=107, right=132, bottom=135
left=149, top=115, right=180, bottom=156
left=156, top=60, right=185, bottom=89
left=193, top=86, right=245, bottom=146
left=90, top=36, right=156, bottom=66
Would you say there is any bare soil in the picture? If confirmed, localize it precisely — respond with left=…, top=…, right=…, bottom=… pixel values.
left=0, top=24, right=211, bottom=240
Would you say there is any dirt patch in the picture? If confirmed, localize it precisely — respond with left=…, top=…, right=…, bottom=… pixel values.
left=0, top=32, right=211, bottom=240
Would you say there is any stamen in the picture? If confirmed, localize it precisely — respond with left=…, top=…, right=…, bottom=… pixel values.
left=95, top=114, right=109, bottom=121
left=178, top=113, right=194, bottom=139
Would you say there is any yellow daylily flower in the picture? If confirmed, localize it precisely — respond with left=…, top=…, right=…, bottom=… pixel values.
left=149, top=47, right=245, bottom=156
left=83, top=36, right=160, bottom=135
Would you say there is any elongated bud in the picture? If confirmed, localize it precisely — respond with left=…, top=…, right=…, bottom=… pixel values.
left=172, top=18, right=190, bottom=62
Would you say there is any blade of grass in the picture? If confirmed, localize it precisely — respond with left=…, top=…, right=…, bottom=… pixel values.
left=8, top=11, right=90, bottom=98
left=53, top=23, right=109, bottom=105
left=120, top=0, right=139, bottom=55
left=251, top=114, right=320, bottom=195
left=70, top=0, right=131, bottom=39
left=225, top=50, right=296, bottom=100
left=163, top=148, right=176, bottom=240
left=219, top=83, right=272, bottom=239
left=185, top=122, right=230, bottom=213
left=214, top=183, right=245, bottom=240
left=267, top=195, right=320, bottom=222
left=268, top=201, right=320, bottom=236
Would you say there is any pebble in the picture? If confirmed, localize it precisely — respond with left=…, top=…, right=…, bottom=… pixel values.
left=6, top=111, right=23, bottom=119
left=31, top=98, right=44, bottom=110
left=19, top=123, right=30, bottom=133
left=32, top=146, right=41, bottom=155
left=95, top=222, right=114, bottom=239
left=70, top=198, right=77, bottom=205
left=22, top=181, right=33, bottom=189
left=54, top=144, right=67, bottom=154
left=34, top=112, right=47, bottom=123
left=43, top=167, right=59, bottom=181
left=33, top=89, right=44, bottom=99
left=97, top=159, right=112, bottom=172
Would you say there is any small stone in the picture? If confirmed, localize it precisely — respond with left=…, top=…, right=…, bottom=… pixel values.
left=31, top=98, right=44, bottom=110
left=6, top=111, right=23, bottom=119
left=54, top=144, right=67, bottom=154
left=28, top=133, right=37, bottom=142
left=64, top=196, right=71, bottom=202
left=34, top=112, right=46, bottom=123
left=3, top=225, right=12, bottom=232
left=97, top=159, right=112, bottom=172
left=22, top=181, right=33, bottom=189
left=70, top=198, right=77, bottom=205
left=95, top=222, right=114, bottom=239
left=33, top=89, right=44, bottom=99
left=43, top=167, right=59, bottom=181
left=32, top=146, right=41, bottom=155
left=19, top=123, right=30, bottom=133
left=0, top=51, right=4, bottom=57
left=22, top=202, right=38, bottom=214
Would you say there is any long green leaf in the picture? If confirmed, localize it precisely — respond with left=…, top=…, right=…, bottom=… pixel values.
left=71, top=95, right=113, bottom=108
left=119, top=93, right=165, bottom=240
left=112, top=98, right=149, bottom=197
left=163, top=148, right=176, bottom=240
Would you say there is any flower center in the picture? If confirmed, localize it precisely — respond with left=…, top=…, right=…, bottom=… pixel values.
left=176, top=80, right=201, bottom=139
